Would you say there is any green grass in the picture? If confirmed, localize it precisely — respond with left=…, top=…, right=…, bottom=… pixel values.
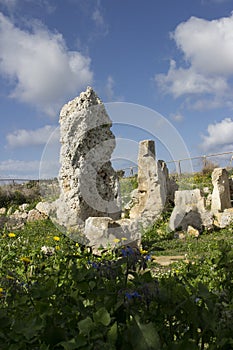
left=0, top=218, right=233, bottom=349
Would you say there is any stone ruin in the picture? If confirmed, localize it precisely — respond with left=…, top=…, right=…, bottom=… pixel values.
left=33, top=87, right=233, bottom=250
left=169, top=167, right=233, bottom=232
left=48, top=87, right=175, bottom=250
left=1, top=88, right=232, bottom=241
left=129, top=140, right=176, bottom=226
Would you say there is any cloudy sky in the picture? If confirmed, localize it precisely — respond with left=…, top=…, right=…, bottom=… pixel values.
left=0, top=0, right=233, bottom=178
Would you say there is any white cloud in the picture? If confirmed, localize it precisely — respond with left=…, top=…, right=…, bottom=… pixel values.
left=156, top=13, right=233, bottom=102
left=92, top=8, right=104, bottom=27
left=0, top=159, right=40, bottom=176
left=200, top=118, right=233, bottom=152
left=105, top=75, right=115, bottom=101
left=0, top=13, right=93, bottom=116
left=91, top=1, right=108, bottom=36
left=171, top=112, right=184, bottom=122
left=6, top=125, right=59, bottom=148
left=156, top=60, right=228, bottom=98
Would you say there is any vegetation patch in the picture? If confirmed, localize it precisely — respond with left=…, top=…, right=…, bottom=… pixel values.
left=0, top=217, right=233, bottom=349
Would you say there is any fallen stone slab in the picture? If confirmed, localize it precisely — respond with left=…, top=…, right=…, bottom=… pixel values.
left=169, top=189, right=213, bottom=231
left=84, top=216, right=141, bottom=253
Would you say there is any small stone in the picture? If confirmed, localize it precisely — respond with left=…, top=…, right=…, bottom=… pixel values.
left=27, top=209, right=47, bottom=222
left=0, top=207, right=6, bottom=215
left=187, top=225, right=200, bottom=239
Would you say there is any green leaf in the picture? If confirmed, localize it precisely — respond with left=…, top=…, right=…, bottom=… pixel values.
left=107, top=322, right=117, bottom=345
left=59, top=336, right=87, bottom=350
left=127, top=316, right=160, bottom=350
left=93, top=307, right=111, bottom=326
left=78, top=317, right=94, bottom=335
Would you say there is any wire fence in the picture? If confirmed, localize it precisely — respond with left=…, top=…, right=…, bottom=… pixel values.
left=119, top=151, right=233, bottom=177
left=1, top=151, right=233, bottom=184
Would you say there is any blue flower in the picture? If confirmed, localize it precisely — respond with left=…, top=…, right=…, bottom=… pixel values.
left=121, top=246, right=134, bottom=257
left=125, top=291, right=141, bottom=299
left=145, top=255, right=151, bottom=261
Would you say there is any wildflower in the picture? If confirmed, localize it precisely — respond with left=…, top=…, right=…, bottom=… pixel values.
left=53, top=236, right=60, bottom=241
left=20, top=257, right=31, bottom=264
left=41, top=246, right=55, bottom=256
left=75, top=243, right=79, bottom=247
left=113, top=238, right=120, bottom=243
left=8, top=233, right=16, bottom=238
left=145, top=254, right=151, bottom=261
left=125, top=291, right=141, bottom=300
left=140, top=249, right=148, bottom=255
left=0, top=288, right=5, bottom=298
left=55, top=245, right=60, bottom=251
left=121, top=237, right=127, bottom=241
left=121, top=246, right=134, bottom=257
left=6, top=275, right=15, bottom=280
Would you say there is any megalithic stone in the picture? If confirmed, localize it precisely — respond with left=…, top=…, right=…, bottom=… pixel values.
left=211, top=168, right=231, bottom=213
left=54, top=87, right=121, bottom=232
left=130, top=140, right=168, bottom=227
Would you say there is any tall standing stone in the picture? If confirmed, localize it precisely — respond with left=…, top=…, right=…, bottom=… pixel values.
left=211, top=168, right=231, bottom=213
left=130, top=140, right=168, bottom=226
left=54, top=87, right=121, bottom=232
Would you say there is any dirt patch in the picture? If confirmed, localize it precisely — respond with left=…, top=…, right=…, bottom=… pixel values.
left=151, top=255, right=185, bottom=266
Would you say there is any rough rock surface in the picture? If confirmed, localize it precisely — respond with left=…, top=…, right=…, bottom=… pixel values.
left=54, top=87, right=121, bottom=232
left=129, top=140, right=169, bottom=227
left=27, top=209, right=47, bottom=222
left=211, top=168, right=231, bottom=213
left=84, top=217, right=141, bottom=253
left=213, top=208, right=233, bottom=228
left=169, top=189, right=213, bottom=231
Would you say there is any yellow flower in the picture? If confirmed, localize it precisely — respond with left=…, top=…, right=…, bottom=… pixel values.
left=8, top=233, right=16, bottom=238
left=140, top=249, right=148, bottom=255
left=113, top=238, right=120, bottom=243
left=75, top=243, right=79, bottom=247
left=0, top=288, right=3, bottom=293
left=121, top=237, right=127, bottom=241
left=53, top=236, right=60, bottom=241
left=55, top=245, right=60, bottom=251
left=6, top=275, right=15, bottom=280
left=20, top=257, right=31, bottom=264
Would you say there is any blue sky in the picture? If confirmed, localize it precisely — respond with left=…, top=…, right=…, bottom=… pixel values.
left=0, top=0, right=233, bottom=178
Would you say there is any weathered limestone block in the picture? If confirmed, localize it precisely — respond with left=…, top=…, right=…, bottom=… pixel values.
left=130, top=140, right=169, bottom=227
left=36, top=201, right=55, bottom=217
left=27, top=209, right=47, bottom=222
left=54, top=87, right=121, bottom=231
left=213, top=208, right=233, bottom=228
left=84, top=217, right=141, bottom=252
left=169, top=189, right=213, bottom=231
left=187, top=225, right=200, bottom=239
left=211, top=168, right=231, bottom=213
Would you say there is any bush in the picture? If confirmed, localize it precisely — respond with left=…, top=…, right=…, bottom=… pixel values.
left=0, top=182, right=41, bottom=209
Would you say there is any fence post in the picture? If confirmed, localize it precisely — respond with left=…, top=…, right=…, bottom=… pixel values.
left=177, top=160, right=182, bottom=176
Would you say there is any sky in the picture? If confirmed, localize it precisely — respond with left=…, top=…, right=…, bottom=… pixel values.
left=0, top=0, right=233, bottom=179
